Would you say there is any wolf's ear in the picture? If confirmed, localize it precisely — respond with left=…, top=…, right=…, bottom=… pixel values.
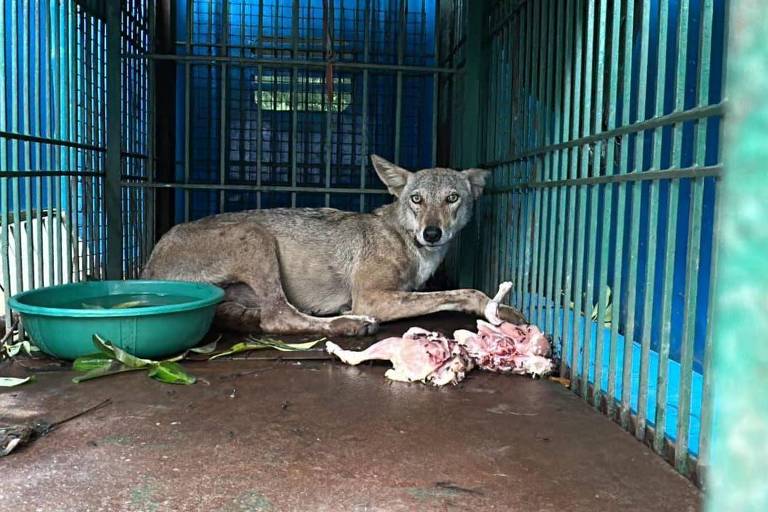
left=464, top=168, right=491, bottom=199
left=371, top=154, right=410, bottom=197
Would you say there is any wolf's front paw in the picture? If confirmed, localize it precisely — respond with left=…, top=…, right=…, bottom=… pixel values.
left=328, top=315, right=380, bottom=336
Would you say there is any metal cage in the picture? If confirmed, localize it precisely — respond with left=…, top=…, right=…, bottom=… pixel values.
left=3, top=0, right=765, bottom=497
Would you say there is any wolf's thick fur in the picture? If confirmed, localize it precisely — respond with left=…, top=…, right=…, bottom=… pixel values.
left=141, top=155, right=526, bottom=335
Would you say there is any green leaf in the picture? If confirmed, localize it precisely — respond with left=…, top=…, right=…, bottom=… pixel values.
left=209, top=337, right=325, bottom=360
left=73, top=354, right=115, bottom=372
left=147, top=362, right=196, bottom=385
left=92, top=335, right=154, bottom=369
left=251, top=337, right=326, bottom=351
left=163, top=337, right=221, bottom=363
left=72, top=363, right=143, bottom=383
left=0, top=376, right=33, bottom=387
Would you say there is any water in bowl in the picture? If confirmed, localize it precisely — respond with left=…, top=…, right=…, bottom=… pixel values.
left=60, top=293, right=198, bottom=310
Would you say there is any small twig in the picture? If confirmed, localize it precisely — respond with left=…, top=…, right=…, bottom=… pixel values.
left=49, top=398, right=112, bottom=430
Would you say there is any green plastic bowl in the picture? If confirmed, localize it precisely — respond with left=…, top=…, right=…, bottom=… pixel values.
left=8, top=280, right=225, bottom=360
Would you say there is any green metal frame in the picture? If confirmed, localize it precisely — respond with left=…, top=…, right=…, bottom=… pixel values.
left=707, top=0, right=767, bottom=509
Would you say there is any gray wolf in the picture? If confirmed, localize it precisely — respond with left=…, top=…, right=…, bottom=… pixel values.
left=141, top=155, right=526, bottom=335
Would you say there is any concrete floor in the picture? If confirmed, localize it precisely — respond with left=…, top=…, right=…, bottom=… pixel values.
left=0, top=313, right=700, bottom=511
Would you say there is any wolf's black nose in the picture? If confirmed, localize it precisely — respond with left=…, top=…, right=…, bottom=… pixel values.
left=423, top=226, right=442, bottom=243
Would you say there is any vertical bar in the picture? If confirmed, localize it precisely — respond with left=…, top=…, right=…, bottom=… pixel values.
left=594, top=0, right=622, bottom=408
left=698, top=0, right=728, bottom=458
left=34, top=0, right=43, bottom=287
left=513, top=2, right=529, bottom=308
left=554, top=0, right=573, bottom=377
left=290, top=0, right=298, bottom=207
left=256, top=62, right=262, bottom=209
left=640, top=0, right=671, bottom=440
left=323, top=0, right=332, bottom=207
left=184, top=0, right=192, bottom=221
left=675, top=0, right=713, bottom=473
left=660, top=0, right=693, bottom=458
left=698, top=184, right=720, bottom=472
left=537, top=0, right=555, bottom=330
left=431, top=29, right=438, bottom=168
left=619, top=0, right=651, bottom=427
left=545, top=0, right=562, bottom=337
left=359, top=0, right=370, bottom=212
left=527, top=0, right=542, bottom=323
left=10, top=0, right=23, bottom=296
left=574, top=0, right=596, bottom=397
left=105, top=0, right=123, bottom=279
left=145, top=1, right=157, bottom=261
left=219, top=0, right=229, bottom=212
left=394, top=0, right=405, bottom=164
left=607, top=0, right=635, bottom=417
left=566, top=0, right=583, bottom=388
left=0, top=0, right=10, bottom=328
left=54, top=9, right=68, bottom=284
left=586, top=0, right=607, bottom=403
left=85, top=13, right=95, bottom=280
left=22, top=0, right=35, bottom=291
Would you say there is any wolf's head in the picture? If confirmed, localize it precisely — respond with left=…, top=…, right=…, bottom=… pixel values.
left=371, top=155, right=490, bottom=249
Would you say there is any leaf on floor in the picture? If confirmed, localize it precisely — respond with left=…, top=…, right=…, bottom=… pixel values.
left=0, top=376, right=33, bottom=387
left=147, top=362, right=196, bottom=385
left=72, top=336, right=200, bottom=385
left=209, top=336, right=326, bottom=360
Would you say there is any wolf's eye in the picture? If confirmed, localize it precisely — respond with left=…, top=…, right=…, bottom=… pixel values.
left=446, top=193, right=459, bottom=203
left=410, top=194, right=422, bottom=204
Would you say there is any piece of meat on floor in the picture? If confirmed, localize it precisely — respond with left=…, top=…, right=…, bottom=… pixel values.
left=454, top=320, right=553, bottom=377
left=325, top=327, right=474, bottom=386
left=326, top=321, right=554, bottom=386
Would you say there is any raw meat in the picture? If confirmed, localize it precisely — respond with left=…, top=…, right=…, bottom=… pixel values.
left=454, top=320, right=553, bottom=377
left=326, top=283, right=554, bottom=386
left=325, top=327, right=473, bottom=386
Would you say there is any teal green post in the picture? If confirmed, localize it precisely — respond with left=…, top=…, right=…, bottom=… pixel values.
left=707, top=0, right=768, bottom=509
left=105, top=1, right=124, bottom=279
left=455, top=0, right=489, bottom=289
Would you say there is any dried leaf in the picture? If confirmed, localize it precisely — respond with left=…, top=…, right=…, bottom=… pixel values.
left=209, top=337, right=325, bottom=360
left=0, top=376, right=33, bottom=387
left=147, top=362, right=196, bottom=385
left=5, top=340, right=39, bottom=358
left=190, top=337, right=221, bottom=354
left=110, top=300, right=146, bottom=309
left=164, top=336, right=221, bottom=362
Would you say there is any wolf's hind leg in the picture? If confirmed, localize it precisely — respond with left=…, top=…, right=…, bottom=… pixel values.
left=229, top=226, right=378, bottom=336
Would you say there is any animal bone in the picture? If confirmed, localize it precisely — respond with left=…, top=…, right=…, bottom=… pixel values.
left=483, top=282, right=513, bottom=326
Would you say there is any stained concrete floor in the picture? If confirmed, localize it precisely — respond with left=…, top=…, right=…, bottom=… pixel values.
left=1, top=313, right=700, bottom=511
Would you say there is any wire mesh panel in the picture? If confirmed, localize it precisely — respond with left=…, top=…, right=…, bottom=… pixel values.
left=446, top=0, right=727, bottom=485
left=0, top=0, right=109, bottom=326
left=121, top=0, right=154, bottom=278
left=121, top=0, right=447, bottom=233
